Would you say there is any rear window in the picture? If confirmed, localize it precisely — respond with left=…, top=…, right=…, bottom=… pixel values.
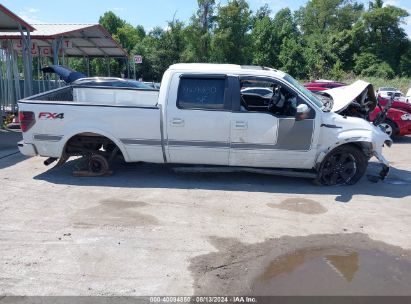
left=177, top=77, right=226, bottom=110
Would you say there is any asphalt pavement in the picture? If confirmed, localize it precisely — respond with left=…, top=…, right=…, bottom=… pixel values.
left=0, top=129, right=22, bottom=159
left=0, top=135, right=411, bottom=296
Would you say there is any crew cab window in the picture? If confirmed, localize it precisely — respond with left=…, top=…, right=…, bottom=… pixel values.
left=177, top=77, right=226, bottom=110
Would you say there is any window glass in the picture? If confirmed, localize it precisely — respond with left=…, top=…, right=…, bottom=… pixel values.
left=239, top=78, right=315, bottom=119
left=178, top=78, right=226, bottom=109
left=284, top=74, right=323, bottom=109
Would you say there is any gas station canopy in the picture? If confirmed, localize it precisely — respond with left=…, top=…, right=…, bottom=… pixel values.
left=0, top=23, right=128, bottom=57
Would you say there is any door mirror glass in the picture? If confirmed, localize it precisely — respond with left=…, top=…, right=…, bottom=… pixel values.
left=295, top=104, right=310, bottom=121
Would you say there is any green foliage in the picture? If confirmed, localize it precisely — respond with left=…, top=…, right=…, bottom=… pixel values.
left=182, top=0, right=216, bottom=62
left=344, top=76, right=411, bottom=94
left=88, top=0, right=411, bottom=82
left=361, top=61, right=395, bottom=79
left=211, top=0, right=252, bottom=64
left=99, top=11, right=126, bottom=35
left=328, top=60, right=345, bottom=80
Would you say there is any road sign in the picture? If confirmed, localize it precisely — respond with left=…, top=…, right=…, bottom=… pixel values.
left=133, top=55, right=143, bottom=64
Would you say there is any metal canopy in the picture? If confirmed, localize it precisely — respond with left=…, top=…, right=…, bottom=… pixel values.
left=0, top=4, right=35, bottom=32
left=0, top=4, right=34, bottom=123
left=0, top=24, right=128, bottom=57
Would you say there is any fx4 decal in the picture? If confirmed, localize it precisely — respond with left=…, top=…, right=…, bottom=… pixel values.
left=39, top=112, right=64, bottom=119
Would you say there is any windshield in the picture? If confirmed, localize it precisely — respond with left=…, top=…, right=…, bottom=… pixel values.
left=284, top=74, right=324, bottom=109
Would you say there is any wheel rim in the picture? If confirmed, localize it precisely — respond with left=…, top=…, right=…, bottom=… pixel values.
left=90, top=159, right=103, bottom=173
left=321, top=152, right=357, bottom=185
left=379, top=123, right=393, bottom=136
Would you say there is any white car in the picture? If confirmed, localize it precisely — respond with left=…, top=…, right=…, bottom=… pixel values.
left=17, top=64, right=392, bottom=185
left=376, top=87, right=403, bottom=100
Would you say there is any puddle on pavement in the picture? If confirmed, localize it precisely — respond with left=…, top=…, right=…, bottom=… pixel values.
left=268, top=198, right=327, bottom=215
left=189, top=233, right=411, bottom=295
left=254, top=247, right=411, bottom=295
left=73, top=198, right=159, bottom=228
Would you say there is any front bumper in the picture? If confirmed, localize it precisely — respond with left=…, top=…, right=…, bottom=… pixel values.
left=17, top=140, right=37, bottom=156
left=367, top=150, right=390, bottom=182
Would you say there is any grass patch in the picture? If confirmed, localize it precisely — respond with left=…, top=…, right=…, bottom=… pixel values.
left=344, top=77, right=411, bottom=94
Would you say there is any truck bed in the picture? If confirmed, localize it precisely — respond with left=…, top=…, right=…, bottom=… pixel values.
left=23, top=85, right=159, bottom=108
left=18, top=85, right=165, bottom=164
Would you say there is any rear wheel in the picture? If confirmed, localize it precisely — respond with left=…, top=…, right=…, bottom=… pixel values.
left=317, top=145, right=368, bottom=186
left=88, top=154, right=109, bottom=176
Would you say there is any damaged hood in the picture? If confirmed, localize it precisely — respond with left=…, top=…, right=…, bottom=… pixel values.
left=323, top=80, right=377, bottom=113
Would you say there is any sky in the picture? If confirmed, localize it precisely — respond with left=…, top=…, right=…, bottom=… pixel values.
left=2, top=0, right=411, bottom=36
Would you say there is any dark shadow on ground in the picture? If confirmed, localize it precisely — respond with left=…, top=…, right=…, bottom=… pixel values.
left=393, top=135, right=411, bottom=144
left=0, top=153, right=29, bottom=170
left=0, top=130, right=26, bottom=169
left=33, top=158, right=411, bottom=203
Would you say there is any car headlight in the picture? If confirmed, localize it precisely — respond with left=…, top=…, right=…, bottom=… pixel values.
left=401, top=113, right=411, bottom=120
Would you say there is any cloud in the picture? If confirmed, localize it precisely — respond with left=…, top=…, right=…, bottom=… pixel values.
left=18, top=7, right=44, bottom=24
left=383, top=0, right=400, bottom=7
left=111, top=7, right=125, bottom=12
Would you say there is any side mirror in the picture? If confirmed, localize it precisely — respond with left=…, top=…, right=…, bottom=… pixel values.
left=295, top=104, right=310, bottom=121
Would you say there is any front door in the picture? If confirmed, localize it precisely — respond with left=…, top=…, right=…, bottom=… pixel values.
left=230, top=76, right=317, bottom=169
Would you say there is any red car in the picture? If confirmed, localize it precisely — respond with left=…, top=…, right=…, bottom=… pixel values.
left=304, top=81, right=347, bottom=94
left=369, top=106, right=411, bottom=137
left=303, top=81, right=411, bottom=138
left=373, top=97, right=411, bottom=137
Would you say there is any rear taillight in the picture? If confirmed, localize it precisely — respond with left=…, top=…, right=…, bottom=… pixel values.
left=19, top=111, right=35, bottom=132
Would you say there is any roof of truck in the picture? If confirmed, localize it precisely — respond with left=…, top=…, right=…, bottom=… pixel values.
left=168, top=63, right=287, bottom=77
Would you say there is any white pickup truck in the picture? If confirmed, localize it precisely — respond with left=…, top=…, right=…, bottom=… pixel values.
left=18, top=64, right=392, bottom=185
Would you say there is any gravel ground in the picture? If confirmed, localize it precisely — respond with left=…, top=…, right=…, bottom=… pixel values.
left=0, top=135, right=410, bottom=296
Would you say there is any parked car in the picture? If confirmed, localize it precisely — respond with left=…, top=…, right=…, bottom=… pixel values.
left=303, top=80, right=346, bottom=93
left=17, top=64, right=391, bottom=185
left=241, top=87, right=273, bottom=96
left=376, top=87, right=403, bottom=100
left=72, top=77, right=155, bottom=89
left=143, top=82, right=161, bottom=89
left=42, top=65, right=155, bottom=89
left=305, top=81, right=411, bottom=138
left=369, top=106, right=411, bottom=137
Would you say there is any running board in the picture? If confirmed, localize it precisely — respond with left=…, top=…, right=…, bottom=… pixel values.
left=172, top=166, right=317, bottom=179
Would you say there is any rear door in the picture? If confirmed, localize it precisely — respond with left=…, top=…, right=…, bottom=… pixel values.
left=165, top=73, right=232, bottom=165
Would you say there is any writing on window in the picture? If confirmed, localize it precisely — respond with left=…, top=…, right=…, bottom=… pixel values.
left=178, top=78, right=225, bottom=110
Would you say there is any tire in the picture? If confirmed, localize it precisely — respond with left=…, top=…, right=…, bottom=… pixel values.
left=316, top=145, right=368, bottom=186
left=88, top=154, right=109, bottom=176
left=378, top=120, right=397, bottom=138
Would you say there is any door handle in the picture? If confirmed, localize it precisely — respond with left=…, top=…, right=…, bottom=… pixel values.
left=234, top=121, right=248, bottom=129
left=171, top=118, right=185, bottom=127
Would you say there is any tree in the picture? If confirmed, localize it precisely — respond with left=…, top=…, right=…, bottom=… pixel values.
left=296, top=0, right=363, bottom=35
left=279, top=37, right=308, bottom=78
left=115, top=24, right=143, bottom=53
left=360, top=2, right=409, bottom=72
left=183, top=0, right=216, bottom=62
left=92, top=0, right=411, bottom=81
left=251, top=15, right=276, bottom=66
left=99, top=11, right=126, bottom=35
left=211, top=0, right=252, bottom=64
